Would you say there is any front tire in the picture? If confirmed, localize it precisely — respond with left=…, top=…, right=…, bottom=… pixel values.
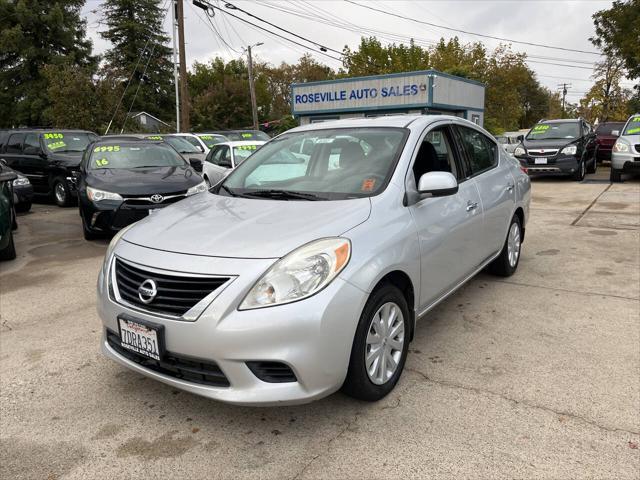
left=0, top=229, right=16, bottom=260
left=342, top=284, right=410, bottom=401
left=52, top=177, right=73, bottom=207
left=488, top=214, right=522, bottom=277
left=587, top=154, right=597, bottom=174
left=610, top=168, right=622, bottom=183
left=573, top=159, right=586, bottom=181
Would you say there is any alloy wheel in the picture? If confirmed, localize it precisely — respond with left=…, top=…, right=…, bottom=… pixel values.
left=365, top=302, right=405, bottom=385
left=507, top=222, right=521, bottom=268
left=55, top=182, right=67, bottom=204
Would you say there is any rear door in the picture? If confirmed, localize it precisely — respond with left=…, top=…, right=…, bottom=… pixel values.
left=407, top=124, right=485, bottom=310
left=455, top=125, right=515, bottom=260
left=1, top=133, right=25, bottom=172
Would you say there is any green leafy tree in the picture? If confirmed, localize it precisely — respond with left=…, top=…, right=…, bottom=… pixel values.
left=100, top=0, right=174, bottom=129
left=579, top=57, right=632, bottom=123
left=0, top=0, right=96, bottom=127
left=591, top=0, right=640, bottom=81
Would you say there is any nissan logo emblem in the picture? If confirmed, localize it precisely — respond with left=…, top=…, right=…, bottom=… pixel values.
left=138, top=279, right=158, bottom=304
left=150, top=194, right=164, bottom=203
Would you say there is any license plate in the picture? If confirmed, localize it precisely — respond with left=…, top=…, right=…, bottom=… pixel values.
left=535, top=158, right=547, bottom=164
left=118, top=317, right=163, bottom=360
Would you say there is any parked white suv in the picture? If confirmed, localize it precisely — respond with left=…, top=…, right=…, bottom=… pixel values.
left=611, top=114, right=640, bottom=182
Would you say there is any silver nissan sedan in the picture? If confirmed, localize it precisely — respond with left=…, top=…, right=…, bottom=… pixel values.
left=97, top=115, right=531, bottom=406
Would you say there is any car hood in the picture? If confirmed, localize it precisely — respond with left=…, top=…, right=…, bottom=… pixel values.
left=621, top=134, right=640, bottom=144
left=48, top=151, right=83, bottom=167
left=87, top=166, right=202, bottom=195
left=522, top=139, right=576, bottom=150
left=123, top=193, right=371, bottom=258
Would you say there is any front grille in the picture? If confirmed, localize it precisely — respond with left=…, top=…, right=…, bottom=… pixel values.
left=106, top=330, right=229, bottom=387
left=635, top=144, right=640, bottom=153
left=123, top=194, right=186, bottom=206
left=114, top=258, right=229, bottom=317
left=528, top=149, right=558, bottom=157
left=246, top=361, right=297, bottom=383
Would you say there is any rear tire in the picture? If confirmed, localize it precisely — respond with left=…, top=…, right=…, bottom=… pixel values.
left=488, top=214, right=522, bottom=277
left=610, top=168, right=622, bottom=183
left=0, top=229, right=16, bottom=260
left=342, top=284, right=410, bottom=402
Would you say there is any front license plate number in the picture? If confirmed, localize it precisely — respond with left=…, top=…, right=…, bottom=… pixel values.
left=118, top=318, right=162, bottom=360
left=535, top=158, right=547, bottom=164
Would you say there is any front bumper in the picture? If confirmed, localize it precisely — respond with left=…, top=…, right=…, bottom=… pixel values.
left=611, top=151, right=640, bottom=172
left=517, top=155, right=579, bottom=176
left=81, top=198, right=180, bottom=233
left=13, top=184, right=34, bottom=205
left=97, top=241, right=367, bottom=406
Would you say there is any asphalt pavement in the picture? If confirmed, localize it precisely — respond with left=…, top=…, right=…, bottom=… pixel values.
left=1, top=167, right=638, bottom=479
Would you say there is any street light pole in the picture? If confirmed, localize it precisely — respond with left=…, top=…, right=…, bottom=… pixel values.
left=246, top=42, right=263, bottom=131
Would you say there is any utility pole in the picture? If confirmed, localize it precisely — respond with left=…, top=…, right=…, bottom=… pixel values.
left=176, top=0, right=190, bottom=131
left=171, top=0, right=180, bottom=132
left=246, top=42, right=263, bottom=131
left=557, top=83, right=571, bottom=118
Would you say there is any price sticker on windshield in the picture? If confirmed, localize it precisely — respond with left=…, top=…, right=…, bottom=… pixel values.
left=361, top=178, right=376, bottom=192
left=95, top=158, right=109, bottom=167
left=241, top=133, right=253, bottom=138
left=46, top=141, right=66, bottom=150
left=146, top=136, right=163, bottom=140
left=199, top=135, right=213, bottom=140
left=530, top=125, right=550, bottom=134
left=94, top=145, right=121, bottom=153
left=237, top=145, right=257, bottom=150
left=43, top=133, right=64, bottom=139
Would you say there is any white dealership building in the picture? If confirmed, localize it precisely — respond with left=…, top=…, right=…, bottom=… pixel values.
left=291, top=70, right=486, bottom=126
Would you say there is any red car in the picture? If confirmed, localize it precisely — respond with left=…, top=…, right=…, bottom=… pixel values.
left=595, top=122, right=625, bottom=162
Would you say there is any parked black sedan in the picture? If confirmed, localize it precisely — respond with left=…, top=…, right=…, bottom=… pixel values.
left=77, top=139, right=206, bottom=240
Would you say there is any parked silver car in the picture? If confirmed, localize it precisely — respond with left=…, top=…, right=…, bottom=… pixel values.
left=610, top=114, right=640, bottom=182
left=97, top=115, right=531, bottom=406
left=202, top=140, right=266, bottom=186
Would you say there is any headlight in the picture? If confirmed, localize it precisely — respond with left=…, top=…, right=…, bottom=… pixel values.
left=239, top=237, right=351, bottom=310
left=102, top=223, right=136, bottom=274
left=561, top=145, right=577, bottom=155
left=613, top=140, right=630, bottom=153
left=514, top=146, right=526, bottom=156
left=87, top=186, right=123, bottom=202
left=13, top=176, right=30, bottom=186
left=186, top=181, right=207, bottom=196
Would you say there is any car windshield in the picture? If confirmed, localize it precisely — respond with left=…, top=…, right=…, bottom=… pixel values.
left=623, top=116, right=640, bottom=135
left=526, top=122, right=579, bottom=140
left=197, top=134, right=227, bottom=148
left=179, top=136, right=204, bottom=150
left=495, top=136, right=508, bottom=143
left=220, top=127, right=407, bottom=200
left=89, top=143, right=186, bottom=170
left=147, top=135, right=200, bottom=154
left=233, top=144, right=262, bottom=164
left=42, top=132, right=97, bottom=152
left=226, top=131, right=270, bottom=141
left=595, top=123, right=625, bottom=135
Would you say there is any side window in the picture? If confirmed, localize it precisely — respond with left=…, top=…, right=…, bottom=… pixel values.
left=206, top=146, right=218, bottom=164
left=412, top=127, right=459, bottom=183
left=6, top=133, right=25, bottom=154
left=220, top=147, right=232, bottom=168
left=24, top=133, right=40, bottom=154
left=457, top=126, right=497, bottom=175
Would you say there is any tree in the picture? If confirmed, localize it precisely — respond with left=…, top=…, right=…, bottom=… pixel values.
left=578, top=57, right=631, bottom=123
left=0, top=0, right=96, bottom=127
left=591, top=0, right=640, bottom=81
left=100, top=0, right=174, bottom=129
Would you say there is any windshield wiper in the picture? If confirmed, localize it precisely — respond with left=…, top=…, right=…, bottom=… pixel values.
left=243, top=189, right=324, bottom=201
left=220, top=184, right=240, bottom=197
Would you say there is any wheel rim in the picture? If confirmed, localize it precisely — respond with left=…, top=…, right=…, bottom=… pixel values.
left=365, top=302, right=405, bottom=385
left=507, top=222, right=521, bottom=268
left=54, top=182, right=66, bottom=203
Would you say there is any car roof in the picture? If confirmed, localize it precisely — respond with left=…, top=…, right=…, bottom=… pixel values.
left=288, top=114, right=482, bottom=133
left=96, top=138, right=164, bottom=145
left=539, top=119, right=580, bottom=124
left=218, top=140, right=267, bottom=147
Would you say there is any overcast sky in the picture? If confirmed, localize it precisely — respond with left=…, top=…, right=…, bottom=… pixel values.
left=80, top=0, right=636, bottom=102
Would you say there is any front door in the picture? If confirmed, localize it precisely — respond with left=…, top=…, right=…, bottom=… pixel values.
left=407, top=125, right=485, bottom=311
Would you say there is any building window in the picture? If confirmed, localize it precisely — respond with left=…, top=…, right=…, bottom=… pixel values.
left=471, top=114, right=480, bottom=125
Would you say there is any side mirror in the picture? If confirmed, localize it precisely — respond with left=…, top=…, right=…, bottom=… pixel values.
left=23, top=146, right=41, bottom=155
left=418, top=171, right=458, bottom=197
left=189, top=158, right=203, bottom=172
left=611, top=130, right=620, bottom=137
left=517, top=135, right=524, bottom=142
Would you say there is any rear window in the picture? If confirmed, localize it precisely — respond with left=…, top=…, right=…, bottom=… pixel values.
left=226, top=131, right=270, bottom=141
left=595, top=123, right=625, bottom=135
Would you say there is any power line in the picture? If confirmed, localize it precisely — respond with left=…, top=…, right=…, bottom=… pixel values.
left=344, top=0, right=602, bottom=57
left=202, top=3, right=344, bottom=63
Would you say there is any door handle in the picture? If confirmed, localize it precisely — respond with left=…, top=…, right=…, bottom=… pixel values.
left=466, top=201, right=478, bottom=212
left=506, top=183, right=514, bottom=192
